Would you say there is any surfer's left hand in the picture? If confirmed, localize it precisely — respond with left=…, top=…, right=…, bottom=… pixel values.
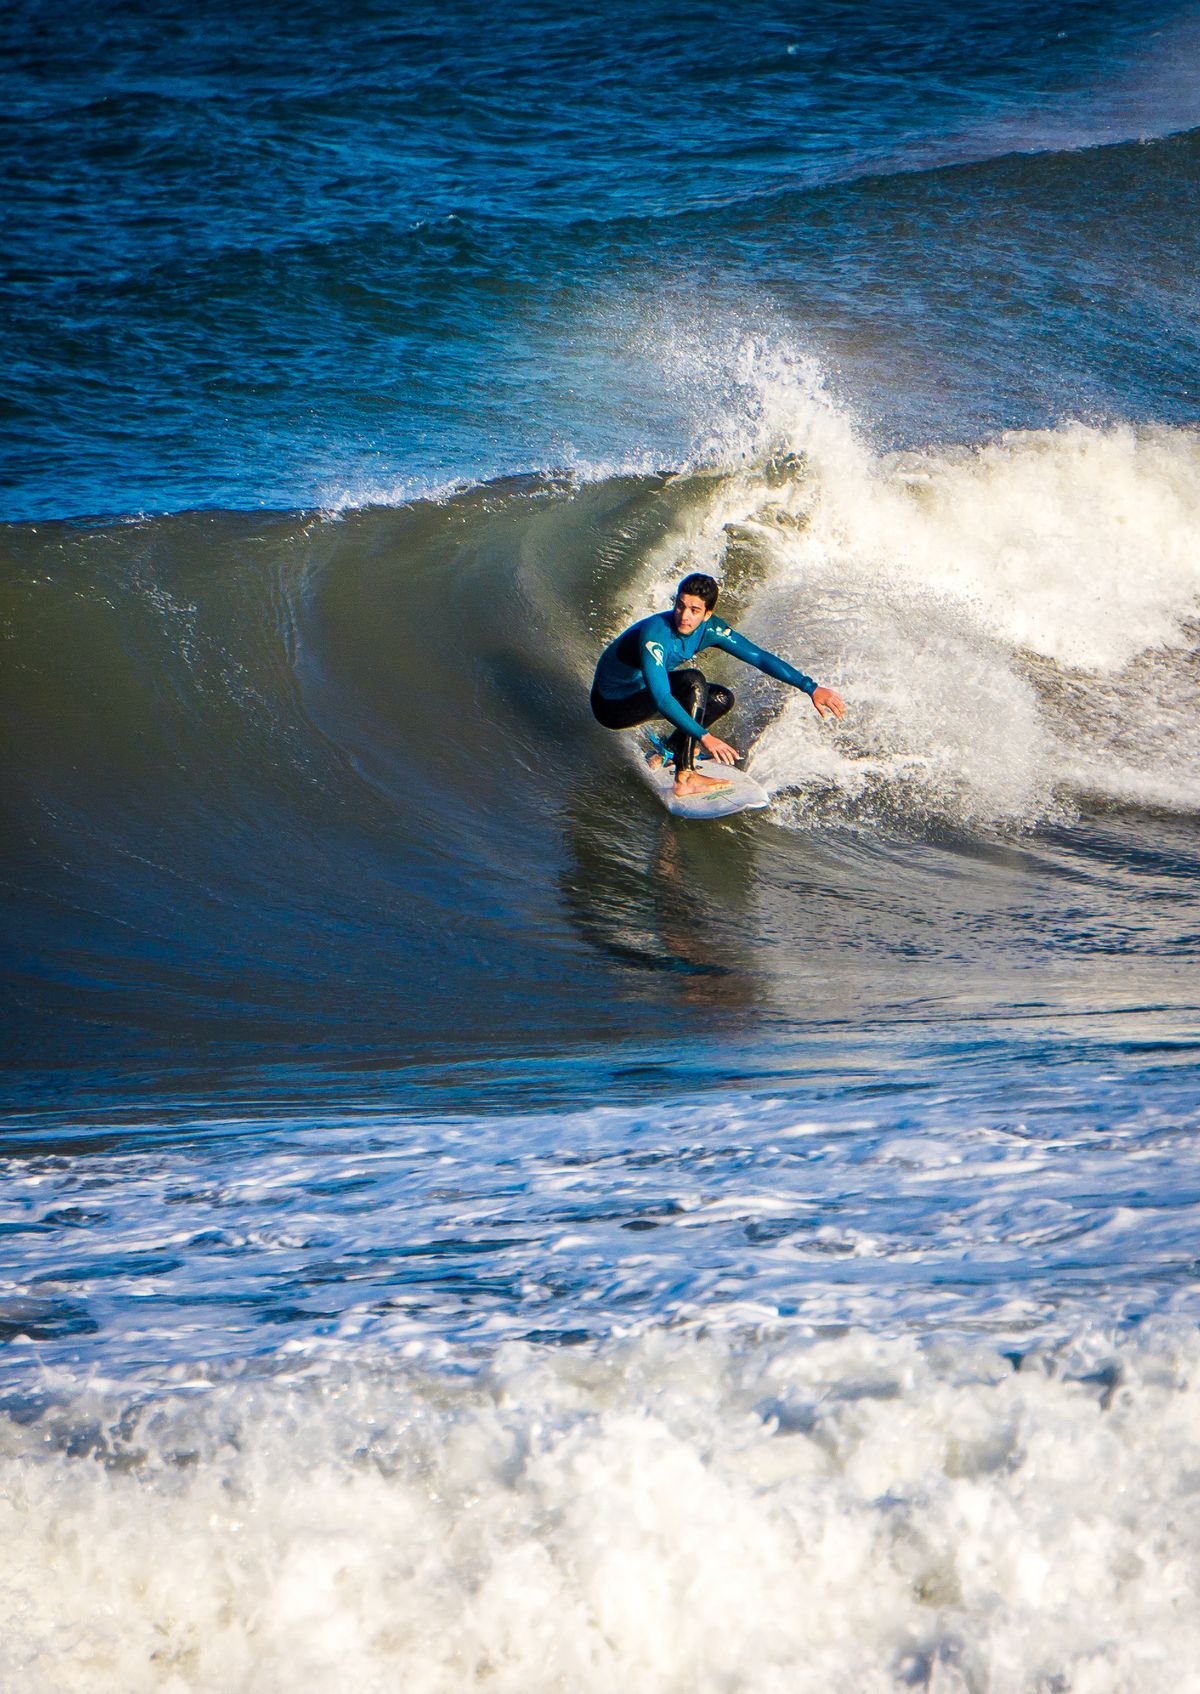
left=700, top=732, right=740, bottom=765
left=811, top=686, right=845, bottom=721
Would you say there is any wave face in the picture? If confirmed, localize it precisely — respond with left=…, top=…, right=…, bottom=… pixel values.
left=3, top=399, right=1199, bottom=1074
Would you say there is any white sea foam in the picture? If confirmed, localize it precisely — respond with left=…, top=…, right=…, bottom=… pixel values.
left=5, top=1324, right=1200, bottom=1693
left=622, top=339, right=1200, bottom=828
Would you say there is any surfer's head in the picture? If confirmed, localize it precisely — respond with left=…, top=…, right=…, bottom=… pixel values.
left=673, top=573, right=719, bottom=636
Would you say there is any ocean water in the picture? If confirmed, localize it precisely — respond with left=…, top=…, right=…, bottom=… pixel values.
left=3, top=2, right=1200, bottom=1688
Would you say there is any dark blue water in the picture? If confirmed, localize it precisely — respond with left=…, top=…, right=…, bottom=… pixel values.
left=6, top=0, right=1200, bottom=518
left=3, top=6, right=1200, bottom=1686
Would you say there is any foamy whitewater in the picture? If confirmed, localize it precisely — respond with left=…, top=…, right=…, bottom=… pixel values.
left=8, top=1330, right=1200, bottom=1694
left=6, top=1072, right=1200, bottom=1693
left=4, top=1, right=1200, bottom=1688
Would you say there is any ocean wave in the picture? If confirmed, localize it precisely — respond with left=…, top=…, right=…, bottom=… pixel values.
left=3, top=392, right=1199, bottom=1065
left=9, top=405, right=1200, bottom=851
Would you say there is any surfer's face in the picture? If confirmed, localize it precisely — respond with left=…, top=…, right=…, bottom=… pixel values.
left=673, top=592, right=710, bottom=636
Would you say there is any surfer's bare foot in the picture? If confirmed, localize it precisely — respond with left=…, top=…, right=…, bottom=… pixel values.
left=673, top=766, right=732, bottom=797
left=647, top=754, right=663, bottom=770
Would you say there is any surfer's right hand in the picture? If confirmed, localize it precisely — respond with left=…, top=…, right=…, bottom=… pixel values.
left=701, top=733, right=739, bottom=765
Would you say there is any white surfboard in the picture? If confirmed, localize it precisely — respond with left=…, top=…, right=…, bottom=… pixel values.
left=638, top=749, right=771, bottom=819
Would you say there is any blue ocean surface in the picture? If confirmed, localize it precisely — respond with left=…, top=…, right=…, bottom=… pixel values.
left=2, top=2, right=1200, bottom=1688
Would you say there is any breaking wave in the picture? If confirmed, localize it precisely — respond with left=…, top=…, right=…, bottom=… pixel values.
left=3, top=364, right=1199, bottom=1065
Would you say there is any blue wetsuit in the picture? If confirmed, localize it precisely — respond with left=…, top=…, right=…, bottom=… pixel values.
left=591, top=610, right=817, bottom=763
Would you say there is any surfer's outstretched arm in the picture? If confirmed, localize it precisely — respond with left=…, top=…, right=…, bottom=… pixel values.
left=706, top=624, right=845, bottom=720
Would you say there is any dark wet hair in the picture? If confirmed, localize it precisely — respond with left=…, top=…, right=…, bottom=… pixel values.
left=676, top=572, right=719, bottom=611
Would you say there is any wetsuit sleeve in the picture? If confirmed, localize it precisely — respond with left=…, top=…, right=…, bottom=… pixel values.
left=639, top=634, right=708, bottom=739
left=707, top=624, right=817, bottom=694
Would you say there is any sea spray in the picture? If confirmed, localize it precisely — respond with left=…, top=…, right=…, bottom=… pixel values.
left=592, top=367, right=1200, bottom=828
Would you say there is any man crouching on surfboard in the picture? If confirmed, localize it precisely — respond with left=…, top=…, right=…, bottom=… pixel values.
left=590, top=572, right=846, bottom=798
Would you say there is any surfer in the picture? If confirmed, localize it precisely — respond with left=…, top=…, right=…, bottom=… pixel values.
left=591, top=573, right=846, bottom=798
